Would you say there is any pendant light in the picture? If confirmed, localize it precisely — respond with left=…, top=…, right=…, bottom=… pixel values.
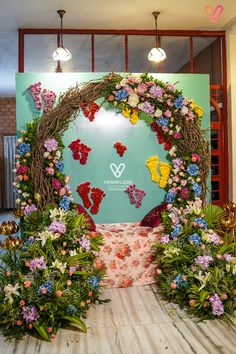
left=53, top=10, right=72, bottom=62
left=148, top=11, right=166, bottom=62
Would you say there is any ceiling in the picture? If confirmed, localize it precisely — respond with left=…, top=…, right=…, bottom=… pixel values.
left=0, top=0, right=236, bottom=96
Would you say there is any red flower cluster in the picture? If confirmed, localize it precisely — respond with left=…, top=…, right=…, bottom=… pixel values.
left=76, top=182, right=91, bottom=208
left=90, top=188, right=106, bottom=215
left=68, top=139, right=91, bottom=165
left=81, top=101, right=100, bottom=122
left=113, top=142, right=127, bottom=157
left=151, top=122, right=172, bottom=151
left=76, top=182, right=106, bottom=215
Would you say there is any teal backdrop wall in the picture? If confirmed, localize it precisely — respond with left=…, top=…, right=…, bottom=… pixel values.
left=16, top=73, right=210, bottom=223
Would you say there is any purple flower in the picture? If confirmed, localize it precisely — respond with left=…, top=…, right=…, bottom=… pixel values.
left=49, top=221, right=66, bottom=234
left=172, top=158, right=183, bottom=169
left=141, top=101, right=155, bottom=114
left=222, top=254, right=234, bottom=262
left=44, top=138, right=58, bottom=152
left=149, top=85, right=163, bottom=97
left=209, top=294, right=224, bottom=316
left=21, top=306, right=40, bottom=323
left=80, top=235, right=90, bottom=251
left=24, top=204, right=37, bottom=216
left=195, top=255, right=213, bottom=269
left=29, top=256, right=47, bottom=272
left=160, top=234, right=170, bottom=244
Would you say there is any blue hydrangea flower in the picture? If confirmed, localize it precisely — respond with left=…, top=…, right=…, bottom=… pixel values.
left=38, top=281, right=53, bottom=296
left=193, top=183, right=202, bottom=197
left=22, top=237, right=35, bottom=252
left=17, top=142, right=31, bottom=156
left=166, top=191, right=177, bottom=203
left=174, top=273, right=188, bottom=289
left=171, top=224, right=181, bottom=238
left=187, top=164, right=199, bottom=176
left=55, top=161, right=64, bottom=172
left=59, top=196, right=71, bottom=210
left=88, top=276, right=100, bottom=289
left=156, top=117, right=169, bottom=127
left=115, top=90, right=129, bottom=101
left=189, top=233, right=202, bottom=246
left=174, top=96, right=183, bottom=109
left=67, top=304, right=77, bottom=315
left=194, top=217, right=207, bottom=230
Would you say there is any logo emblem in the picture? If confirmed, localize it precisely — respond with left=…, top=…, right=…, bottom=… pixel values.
left=204, top=4, right=224, bottom=23
left=110, top=163, right=126, bottom=178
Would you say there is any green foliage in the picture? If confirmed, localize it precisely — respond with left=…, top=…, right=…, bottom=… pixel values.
left=0, top=208, right=107, bottom=341
left=154, top=204, right=236, bottom=320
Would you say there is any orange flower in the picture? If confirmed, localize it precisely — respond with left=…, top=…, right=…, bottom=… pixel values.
left=17, top=320, right=22, bottom=326
left=24, top=280, right=31, bottom=288
left=19, top=300, right=25, bottom=306
left=67, top=280, right=72, bottom=286
left=23, top=175, right=29, bottom=181
left=56, top=290, right=63, bottom=297
left=28, top=324, right=33, bottom=329
left=47, top=327, right=53, bottom=333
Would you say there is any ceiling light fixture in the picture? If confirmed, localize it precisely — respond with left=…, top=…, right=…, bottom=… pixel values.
left=148, top=11, right=166, bottom=62
left=53, top=10, right=72, bottom=62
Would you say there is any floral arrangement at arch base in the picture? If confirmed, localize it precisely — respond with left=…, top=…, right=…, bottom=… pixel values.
left=1, top=72, right=235, bottom=342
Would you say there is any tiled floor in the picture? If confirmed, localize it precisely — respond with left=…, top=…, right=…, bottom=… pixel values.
left=0, top=212, right=236, bottom=353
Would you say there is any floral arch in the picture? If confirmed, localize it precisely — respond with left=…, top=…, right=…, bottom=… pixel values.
left=0, top=73, right=235, bottom=341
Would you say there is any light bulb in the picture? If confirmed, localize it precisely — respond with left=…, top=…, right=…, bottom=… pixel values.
left=148, top=47, right=166, bottom=62
left=53, top=46, right=72, bottom=62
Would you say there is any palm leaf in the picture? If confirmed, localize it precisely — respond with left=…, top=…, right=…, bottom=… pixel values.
left=33, top=322, right=51, bottom=342
left=203, top=204, right=227, bottom=226
left=61, top=316, right=87, bottom=333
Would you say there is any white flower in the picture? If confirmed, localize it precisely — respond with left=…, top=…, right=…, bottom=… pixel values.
left=43, top=151, right=50, bottom=158
left=55, top=150, right=61, bottom=160
left=138, top=103, right=144, bottom=110
left=120, top=79, right=128, bottom=86
left=164, top=247, right=180, bottom=258
left=69, top=249, right=77, bottom=257
left=169, top=145, right=177, bottom=156
left=232, top=265, right=236, bottom=275
left=49, top=208, right=66, bottom=221
left=181, top=106, right=188, bottom=115
left=176, top=125, right=181, bottom=133
left=17, top=138, right=23, bottom=143
left=15, top=198, right=21, bottom=203
left=127, top=93, right=139, bottom=107
left=51, top=259, right=67, bottom=274
left=127, top=74, right=142, bottom=84
left=195, top=271, right=211, bottom=290
left=4, top=283, right=20, bottom=304
left=37, top=230, right=58, bottom=246
left=154, top=108, right=163, bottom=118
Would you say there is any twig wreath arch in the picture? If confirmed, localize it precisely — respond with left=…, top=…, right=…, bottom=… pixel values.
left=1, top=73, right=235, bottom=342
left=31, top=73, right=209, bottom=208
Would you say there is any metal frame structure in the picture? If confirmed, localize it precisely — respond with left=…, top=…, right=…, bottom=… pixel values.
left=18, top=28, right=229, bottom=203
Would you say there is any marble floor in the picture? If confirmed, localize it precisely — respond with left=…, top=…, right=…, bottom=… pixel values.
left=0, top=212, right=236, bottom=353
left=0, top=285, right=235, bottom=354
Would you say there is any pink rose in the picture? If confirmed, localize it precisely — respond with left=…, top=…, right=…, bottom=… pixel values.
left=45, top=167, right=54, bottom=175
left=164, top=110, right=172, bottom=118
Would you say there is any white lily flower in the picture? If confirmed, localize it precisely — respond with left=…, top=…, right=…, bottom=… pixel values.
left=4, top=283, right=20, bottom=304
left=194, top=271, right=211, bottom=290
left=51, top=259, right=67, bottom=274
